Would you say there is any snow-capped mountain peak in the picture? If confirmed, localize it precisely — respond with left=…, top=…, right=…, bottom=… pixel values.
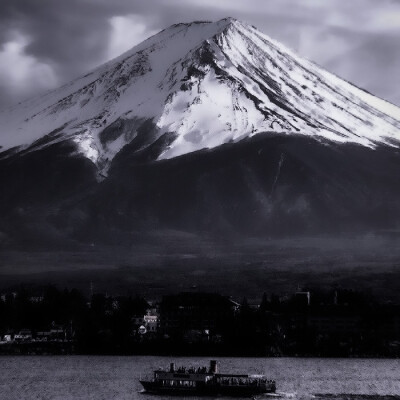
left=1, top=17, right=400, bottom=176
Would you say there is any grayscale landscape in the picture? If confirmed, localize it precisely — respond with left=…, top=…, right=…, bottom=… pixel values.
left=0, top=1, right=400, bottom=396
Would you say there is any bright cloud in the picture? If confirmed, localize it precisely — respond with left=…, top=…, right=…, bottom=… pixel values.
left=372, top=8, right=400, bottom=31
left=107, top=14, right=158, bottom=61
left=0, top=32, right=57, bottom=106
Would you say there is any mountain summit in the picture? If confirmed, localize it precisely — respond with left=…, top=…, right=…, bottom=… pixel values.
left=1, top=19, right=400, bottom=247
left=1, top=18, right=399, bottom=177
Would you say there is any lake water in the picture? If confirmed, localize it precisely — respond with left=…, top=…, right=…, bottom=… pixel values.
left=0, top=356, right=399, bottom=400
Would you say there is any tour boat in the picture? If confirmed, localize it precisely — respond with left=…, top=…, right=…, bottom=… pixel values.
left=140, top=360, right=276, bottom=396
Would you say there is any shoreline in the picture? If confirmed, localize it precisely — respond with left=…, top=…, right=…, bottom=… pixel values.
left=1, top=342, right=399, bottom=359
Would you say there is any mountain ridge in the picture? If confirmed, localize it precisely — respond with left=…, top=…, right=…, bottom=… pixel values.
left=1, top=18, right=399, bottom=178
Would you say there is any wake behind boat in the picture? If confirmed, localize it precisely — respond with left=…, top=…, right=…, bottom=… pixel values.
left=140, top=360, right=276, bottom=396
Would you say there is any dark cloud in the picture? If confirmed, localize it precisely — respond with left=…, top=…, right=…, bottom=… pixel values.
left=0, top=0, right=399, bottom=110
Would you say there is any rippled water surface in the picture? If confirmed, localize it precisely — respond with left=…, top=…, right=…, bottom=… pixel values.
left=0, top=356, right=399, bottom=400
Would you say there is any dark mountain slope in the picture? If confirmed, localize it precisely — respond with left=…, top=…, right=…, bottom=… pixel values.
left=1, top=134, right=396, bottom=247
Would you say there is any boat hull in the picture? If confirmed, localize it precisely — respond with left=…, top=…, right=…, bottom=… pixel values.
left=140, top=380, right=276, bottom=396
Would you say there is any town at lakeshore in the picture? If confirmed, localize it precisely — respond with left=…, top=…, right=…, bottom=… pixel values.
left=0, top=287, right=399, bottom=357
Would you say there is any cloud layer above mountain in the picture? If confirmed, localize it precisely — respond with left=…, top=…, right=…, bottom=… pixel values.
left=0, top=0, right=399, bottom=109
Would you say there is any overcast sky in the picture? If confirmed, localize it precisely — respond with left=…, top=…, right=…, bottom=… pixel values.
left=0, top=0, right=399, bottom=110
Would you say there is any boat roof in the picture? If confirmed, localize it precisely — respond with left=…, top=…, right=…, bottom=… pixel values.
left=216, top=373, right=266, bottom=378
left=154, top=371, right=266, bottom=379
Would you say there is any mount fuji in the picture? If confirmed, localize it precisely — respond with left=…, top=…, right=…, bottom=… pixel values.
left=1, top=18, right=400, bottom=248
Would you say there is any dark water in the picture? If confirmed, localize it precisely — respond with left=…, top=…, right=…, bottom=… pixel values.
left=0, top=356, right=399, bottom=400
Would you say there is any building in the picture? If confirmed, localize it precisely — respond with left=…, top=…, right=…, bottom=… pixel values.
left=132, top=309, right=159, bottom=335
left=2, top=334, right=13, bottom=342
left=36, top=331, right=52, bottom=342
left=14, top=329, right=32, bottom=342
left=144, top=314, right=158, bottom=333
left=294, top=291, right=311, bottom=307
left=50, top=325, right=66, bottom=341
